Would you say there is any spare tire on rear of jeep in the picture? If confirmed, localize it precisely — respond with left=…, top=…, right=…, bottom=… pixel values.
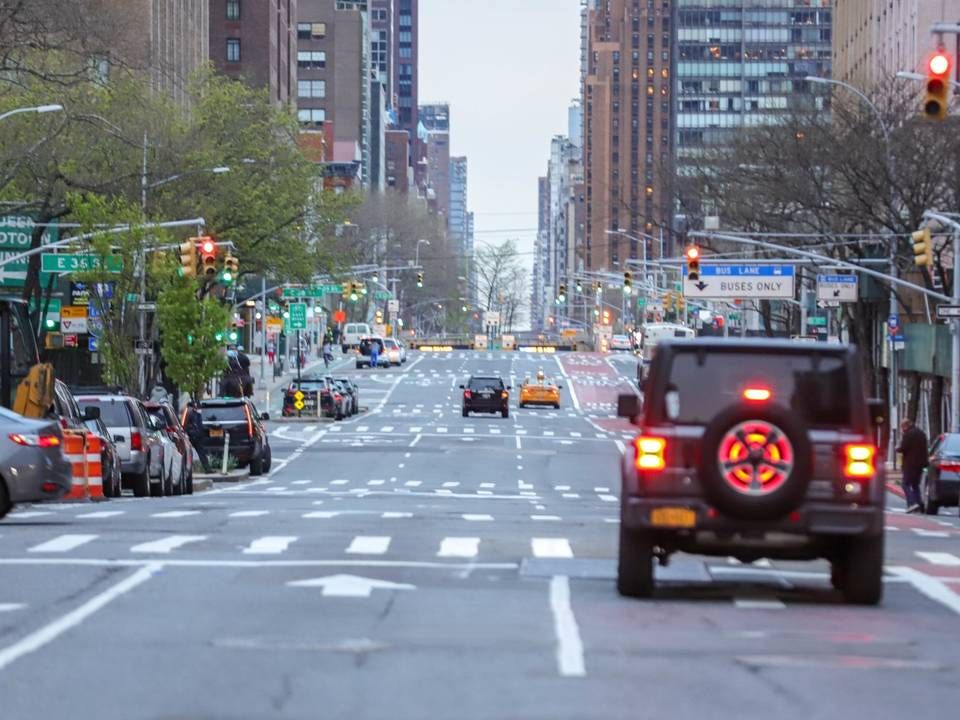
left=699, top=403, right=812, bottom=521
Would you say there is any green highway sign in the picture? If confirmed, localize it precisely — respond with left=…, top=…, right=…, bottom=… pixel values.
left=637, top=297, right=647, bottom=308
left=0, top=215, right=59, bottom=287
left=288, top=302, right=308, bottom=331
left=374, top=290, right=393, bottom=301
left=41, top=253, right=123, bottom=274
left=807, top=316, right=828, bottom=327
left=282, top=284, right=343, bottom=299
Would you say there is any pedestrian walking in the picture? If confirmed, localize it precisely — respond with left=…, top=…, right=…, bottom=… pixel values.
left=267, top=339, right=275, bottom=365
left=322, top=340, right=333, bottom=368
left=897, top=418, right=928, bottom=513
left=183, top=401, right=211, bottom=474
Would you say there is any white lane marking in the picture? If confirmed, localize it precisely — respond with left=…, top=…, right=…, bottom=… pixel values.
left=77, top=511, right=125, bottom=519
left=614, top=440, right=626, bottom=454
left=555, top=485, right=571, bottom=491
left=404, top=480, right=422, bottom=487
left=437, top=537, right=479, bottom=558
left=570, top=432, right=582, bottom=438
left=357, top=426, right=369, bottom=432
left=346, top=536, right=391, bottom=555
left=304, top=425, right=317, bottom=432
left=889, top=566, right=960, bottom=616
left=436, top=426, right=448, bottom=433
left=549, top=575, right=586, bottom=677
left=130, top=535, right=206, bottom=554
left=381, top=426, right=394, bottom=432
left=462, top=514, right=494, bottom=521
left=533, top=538, right=574, bottom=558
left=10, top=512, right=52, bottom=519
left=0, top=563, right=160, bottom=672
left=915, top=551, right=960, bottom=566
left=516, top=434, right=522, bottom=450
left=443, top=481, right=460, bottom=488
left=230, top=511, right=270, bottom=518
left=480, top=482, right=495, bottom=489
left=151, top=511, right=201, bottom=518
left=381, top=512, right=412, bottom=519
left=734, top=599, right=786, bottom=610
left=598, top=494, right=618, bottom=502
left=291, top=480, right=311, bottom=486
left=409, top=434, right=422, bottom=447
left=464, top=427, right=475, bottom=434
left=331, top=479, right=349, bottom=485
left=489, top=427, right=501, bottom=435
left=532, top=515, right=562, bottom=521
left=410, top=426, right=423, bottom=433
left=303, top=511, right=338, bottom=519
left=553, top=358, right=581, bottom=412
left=243, top=536, right=297, bottom=555
left=543, top=431, right=554, bottom=437
left=28, top=535, right=98, bottom=553
left=562, top=493, right=580, bottom=499
left=368, top=479, right=385, bottom=486
left=0, top=603, right=26, bottom=613
left=912, top=529, right=950, bottom=538
left=593, top=487, right=610, bottom=493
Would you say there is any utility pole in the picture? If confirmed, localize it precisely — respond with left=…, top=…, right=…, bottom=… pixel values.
left=138, top=131, right=149, bottom=397
left=952, top=224, right=960, bottom=433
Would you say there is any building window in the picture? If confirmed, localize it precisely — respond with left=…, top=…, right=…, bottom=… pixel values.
left=226, top=0, right=240, bottom=20
left=298, top=80, right=326, bottom=98
left=298, top=22, right=326, bottom=39
left=297, top=51, right=326, bottom=68
left=297, top=109, right=326, bottom=125
left=226, top=38, right=241, bottom=63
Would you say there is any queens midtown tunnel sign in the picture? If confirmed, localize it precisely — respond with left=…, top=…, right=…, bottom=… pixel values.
left=682, top=264, right=795, bottom=299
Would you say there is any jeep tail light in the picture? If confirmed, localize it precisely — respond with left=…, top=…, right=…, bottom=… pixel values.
left=463, top=390, right=472, bottom=399
left=844, top=444, right=875, bottom=478
left=743, top=387, right=772, bottom=402
left=634, top=435, right=666, bottom=471
left=131, top=431, right=143, bottom=451
left=243, top=405, right=254, bottom=436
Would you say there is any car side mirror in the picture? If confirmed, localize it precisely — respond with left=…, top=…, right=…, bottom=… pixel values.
left=507, top=386, right=513, bottom=391
left=867, top=398, right=886, bottom=428
left=260, top=412, right=270, bottom=421
left=459, top=385, right=465, bottom=389
left=82, top=406, right=101, bottom=421
left=617, top=393, right=641, bottom=421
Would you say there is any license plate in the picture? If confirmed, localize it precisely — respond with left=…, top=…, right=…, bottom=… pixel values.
left=209, top=428, right=224, bottom=438
left=650, top=507, right=696, bottom=528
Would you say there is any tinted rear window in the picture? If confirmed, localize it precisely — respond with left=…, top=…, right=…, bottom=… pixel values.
left=79, top=399, right=132, bottom=426
left=664, top=351, right=852, bottom=428
left=201, top=405, right=247, bottom=423
left=939, top=434, right=960, bottom=456
left=469, top=378, right=504, bottom=391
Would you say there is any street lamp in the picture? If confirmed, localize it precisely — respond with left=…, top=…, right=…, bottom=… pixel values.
left=415, top=239, right=430, bottom=266
left=805, top=74, right=900, bottom=462
left=0, top=104, right=63, bottom=122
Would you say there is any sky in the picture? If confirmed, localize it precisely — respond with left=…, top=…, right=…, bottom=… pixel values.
left=419, top=0, right=582, bottom=268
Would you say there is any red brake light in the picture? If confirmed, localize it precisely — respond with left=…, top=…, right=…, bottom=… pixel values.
left=935, top=460, right=960, bottom=472
left=9, top=433, right=60, bottom=448
left=464, top=390, right=472, bottom=399
left=501, top=391, right=509, bottom=399
left=844, top=444, right=875, bottom=478
left=131, top=431, right=143, bottom=451
left=743, top=387, right=771, bottom=402
left=634, top=435, right=666, bottom=471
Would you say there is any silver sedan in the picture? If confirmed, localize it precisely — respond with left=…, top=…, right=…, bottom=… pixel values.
left=0, top=407, right=72, bottom=519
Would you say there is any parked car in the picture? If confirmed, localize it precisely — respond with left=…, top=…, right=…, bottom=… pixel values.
left=332, top=377, right=360, bottom=415
left=342, top=322, right=372, bottom=353
left=197, top=398, right=271, bottom=475
left=383, top=338, right=403, bottom=366
left=282, top=377, right=327, bottom=418
left=0, top=407, right=72, bottom=519
left=920, top=433, right=960, bottom=514
left=327, top=378, right=354, bottom=418
left=53, top=380, right=94, bottom=431
left=75, top=394, right=165, bottom=497
left=83, top=415, right=123, bottom=498
left=145, top=402, right=194, bottom=495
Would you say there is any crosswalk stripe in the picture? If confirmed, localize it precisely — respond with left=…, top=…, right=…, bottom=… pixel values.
left=151, top=511, right=202, bottom=518
left=442, top=481, right=460, bottom=488
left=915, top=551, right=960, bottom=566
left=410, top=426, right=423, bottom=432
left=464, top=427, right=475, bottom=433
left=28, top=534, right=98, bottom=553
left=570, top=432, right=582, bottom=437
left=462, top=514, right=494, bottom=521
left=243, top=536, right=297, bottom=554
left=480, top=482, right=495, bottom=488
left=130, top=535, right=206, bottom=554
left=368, top=479, right=385, bottom=486
left=331, top=479, right=349, bottom=485
left=77, top=511, right=125, bottom=519
left=531, top=515, right=562, bottom=521
left=437, top=427, right=448, bottom=433
left=229, top=511, right=270, bottom=518
left=381, top=426, right=394, bottom=432
left=357, top=426, right=369, bottom=432
left=346, top=536, right=391, bottom=555
left=437, top=537, right=479, bottom=558
left=532, top=538, right=574, bottom=558
left=381, top=512, right=412, bottom=519
left=489, top=428, right=501, bottom=434
left=598, top=494, right=618, bottom=502
left=543, top=431, right=554, bottom=436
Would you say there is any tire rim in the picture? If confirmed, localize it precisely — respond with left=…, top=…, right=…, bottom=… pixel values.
left=717, top=420, right=794, bottom=496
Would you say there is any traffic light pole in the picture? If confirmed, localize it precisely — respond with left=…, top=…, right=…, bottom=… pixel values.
left=923, top=211, right=960, bottom=433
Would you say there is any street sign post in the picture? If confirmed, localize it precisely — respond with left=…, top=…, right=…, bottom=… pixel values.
left=41, top=254, right=123, bottom=274
left=681, top=264, right=795, bottom=299
left=816, top=274, right=858, bottom=302
left=387, top=299, right=399, bottom=313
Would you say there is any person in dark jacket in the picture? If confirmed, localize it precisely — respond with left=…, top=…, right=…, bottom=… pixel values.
left=897, top=418, right=928, bottom=513
left=184, top=402, right=211, bottom=473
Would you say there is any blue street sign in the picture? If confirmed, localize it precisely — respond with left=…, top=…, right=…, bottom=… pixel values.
left=817, top=275, right=857, bottom=284
left=887, top=314, right=900, bottom=330
left=682, top=264, right=795, bottom=277
left=88, top=336, right=98, bottom=351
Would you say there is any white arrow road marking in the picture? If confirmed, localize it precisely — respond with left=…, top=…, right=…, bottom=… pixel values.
left=28, top=535, right=98, bottom=553
left=286, top=574, right=415, bottom=598
left=243, top=536, right=297, bottom=555
left=130, top=535, right=206, bottom=554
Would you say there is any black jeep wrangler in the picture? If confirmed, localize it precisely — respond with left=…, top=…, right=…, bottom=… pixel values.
left=616, top=338, right=886, bottom=605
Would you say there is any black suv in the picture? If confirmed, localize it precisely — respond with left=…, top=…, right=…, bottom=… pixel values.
left=460, top=376, right=511, bottom=418
left=616, top=338, right=885, bottom=605
left=197, top=398, right=272, bottom=476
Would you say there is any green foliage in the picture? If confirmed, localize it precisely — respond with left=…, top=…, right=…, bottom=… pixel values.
left=156, top=280, right=229, bottom=401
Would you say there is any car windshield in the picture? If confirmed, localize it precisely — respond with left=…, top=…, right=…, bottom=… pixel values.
left=201, top=404, right=247, bottom=423
left=78, top=398, right=132, bottom=426
left=664, top=350, right=852, bottom=428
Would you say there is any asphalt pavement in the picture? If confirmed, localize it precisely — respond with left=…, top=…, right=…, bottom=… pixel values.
left=1, top=349, right=959, bottom=719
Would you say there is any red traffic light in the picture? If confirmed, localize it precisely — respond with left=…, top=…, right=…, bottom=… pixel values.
left=929, top=51, right=951, bottom=77
left=200, top=239, right=216, bottom=255
left=686, top=246, right=700, bottom=260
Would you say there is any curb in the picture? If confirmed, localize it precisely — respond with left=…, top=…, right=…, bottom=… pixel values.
left=192, top=477, right=215, bottom=493
left=195, top=468, right=251, bottom=484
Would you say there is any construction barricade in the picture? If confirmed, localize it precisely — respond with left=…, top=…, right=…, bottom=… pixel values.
left=62, top=430, right=103, bottom=501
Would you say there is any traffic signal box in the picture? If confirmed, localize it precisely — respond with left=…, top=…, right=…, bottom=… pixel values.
left=912, top=228, right=933, bottom=267
left=685, top=245, right=701, bottom=281
left=416, top=272, right=424, bottom=288
left=180, top=239, right=199, bottom=278
left=623, top=272, right=632, bottom=294
left=558, top=283, right=567, bottom=302
left=924, top=50, right=951, bottom=121
left=222, top=253, right=239, bottom=283
left=200, top=237, right=218, bottom=278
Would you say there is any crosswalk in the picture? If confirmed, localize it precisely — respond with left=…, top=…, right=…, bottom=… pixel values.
left=273, top=424, right=629, bottom=442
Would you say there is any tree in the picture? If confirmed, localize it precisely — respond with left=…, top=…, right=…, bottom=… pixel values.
left=474, top=239, right=528, bottom=331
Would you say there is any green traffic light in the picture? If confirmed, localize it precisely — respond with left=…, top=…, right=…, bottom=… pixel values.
left=215, top=332, right=224, bottom=342
left=350, top=293, right=358, bottom=302
left=416, top=281, right=423, bottom=289
left=221, top=270, right=233, bottom=283
left=45, top=319, right=56, bottom=329
left=228, top=331, right=239, bottom=343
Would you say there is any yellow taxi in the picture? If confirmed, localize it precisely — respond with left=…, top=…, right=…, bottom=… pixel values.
left=519, top=368, right=562, bottom=409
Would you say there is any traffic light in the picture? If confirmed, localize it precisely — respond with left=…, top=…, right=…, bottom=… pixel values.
left=375, top=309, right=384, bottom=324
left=416, top=272, right=424, bottom=288
left=575, top=279, right=583, bottom=294
left=221, top=253, right=239, bottom=284
left=594, top=281, right=602, bottom=295
left=623, top=271, right=632, bottom=295
left=923, top=50, right=951, bottom=121
left=179, top=239, right=198, bottom=278
left=199, top=237, right=218, bottom=278
left=912, top=227, right=934, bottom=267
left=558, top=282, right=567, bottom=303
left=685, top=245, right=701, bottom=281
left=349, top=283, right=359, bottom=302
